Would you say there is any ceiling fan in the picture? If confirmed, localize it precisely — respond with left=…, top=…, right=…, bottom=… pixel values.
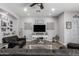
left=30, top=3, right=44, bottom=10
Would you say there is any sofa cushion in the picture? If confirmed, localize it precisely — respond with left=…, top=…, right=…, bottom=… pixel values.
left=18, top=41, right=22, bottom=44
left=2, top=36, right=18, bottom=43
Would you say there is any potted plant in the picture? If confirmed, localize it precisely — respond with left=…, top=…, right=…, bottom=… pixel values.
left=52, top=35, right=59, bottom=42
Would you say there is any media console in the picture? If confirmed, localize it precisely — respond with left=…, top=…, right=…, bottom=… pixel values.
left=32, top=34, right=48, bottom=40
left=32, top=24, right=48, bottom=43
left=32, top=32, right=48, bottom=43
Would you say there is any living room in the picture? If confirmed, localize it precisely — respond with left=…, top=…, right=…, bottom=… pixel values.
left=0, top=3, right=79, bottom=55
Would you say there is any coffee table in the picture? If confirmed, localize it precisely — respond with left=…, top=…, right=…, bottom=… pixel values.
left=28, top=44, right=52, bottom=49
left=0, top=43, right=8, bottom=49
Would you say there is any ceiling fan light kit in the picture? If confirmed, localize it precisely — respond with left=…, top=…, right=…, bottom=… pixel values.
left=30, top=3, right=44, bottom=10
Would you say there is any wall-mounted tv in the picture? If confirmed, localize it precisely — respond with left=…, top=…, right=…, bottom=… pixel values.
left=33, top=25, right=46, bottom=32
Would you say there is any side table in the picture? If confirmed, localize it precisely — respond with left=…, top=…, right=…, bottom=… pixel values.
left=0, top=43, right=8, bottom=49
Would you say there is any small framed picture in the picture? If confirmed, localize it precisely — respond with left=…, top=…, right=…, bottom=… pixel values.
left=7, top=27, right=9, bottom=29
left=1, top=20, right=7, bottom=26
left=10, top=21, right=13, bottom=24
left=66, top=21, right=72, bottom=29
left=1, top=28, right=6, bottom=31
left=10, top=25, right=13, bottom=27
left=10, top=28, right=13, bottom=31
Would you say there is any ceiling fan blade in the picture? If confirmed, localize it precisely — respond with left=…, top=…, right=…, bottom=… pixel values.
left=30, top=3, right=44, bottom=10
left=30, top=3, right=37, bottom=7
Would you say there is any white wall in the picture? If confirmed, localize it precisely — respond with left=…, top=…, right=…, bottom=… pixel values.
left=58, top=12, right=79, bottom=45
left=64, top=12, right=79, bottom=45
left=58, top=13, right=64, bottom=44
left=19, top=16, right=58, bottom=41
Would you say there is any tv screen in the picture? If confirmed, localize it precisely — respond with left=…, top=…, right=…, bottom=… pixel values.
left=34, top=25, right=46, bottom=32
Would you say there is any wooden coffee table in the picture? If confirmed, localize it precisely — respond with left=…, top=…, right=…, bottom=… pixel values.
left=0, top=43, right=8, bottom=49
left=28, top=44, right=52, bottom=49
left=25, top=41, right=65, bottom=49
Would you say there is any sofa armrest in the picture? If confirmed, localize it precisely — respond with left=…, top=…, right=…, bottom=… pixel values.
left=18, top=38, right=26, bottom=41
left=67, top=43, right=79, bottom=49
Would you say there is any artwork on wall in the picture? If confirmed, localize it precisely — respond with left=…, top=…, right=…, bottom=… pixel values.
left=1, top=14, right=8, bottom=21
left=12, top=31, right=15, bottom=35
left=47, top=22, right=55, bottom=30
left=66, top=21, right=72, bottom=29
left=3, top=33, right=10, bottom=36
left=1, top=20, right=7, bottom=26
left=24, top=23, right=32, bottom=30
left=10, top=25, right=13, bottom=27
left=0, top=14, right=14, bottom=36
left=10, top=28, right=13, bottom=31
left=7, top=27, right=9, bottom=30
left=10, top=20, right=13, bottom=24
left=1, top=27, right=6, bottom=31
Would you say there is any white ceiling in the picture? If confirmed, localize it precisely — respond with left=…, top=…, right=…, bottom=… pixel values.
left=0, top=3, right=79, bottom=19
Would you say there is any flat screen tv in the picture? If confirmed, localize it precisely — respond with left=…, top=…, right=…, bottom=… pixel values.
left=34, top=25, right=46, bottom=32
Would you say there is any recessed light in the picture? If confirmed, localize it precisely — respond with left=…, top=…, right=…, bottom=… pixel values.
left=52, top=8, right=55, bottom=11
left=24, top=7, right=27, bottom=12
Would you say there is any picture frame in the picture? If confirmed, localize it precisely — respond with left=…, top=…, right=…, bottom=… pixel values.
left=66, top=21, right=72, bottom=29
left=1, top=20, right=7, bottom=26
left=7, top=27, right=9, bottom=29
left=10, top=28, right=13, bottom=31
left=1, top=28, right=6, bottom=31
left=1, top=15, right=8, bottom=21
left=9, top=25, right=13, bottom=27
left=10, top=20, right=13, bottom=24
left=24, top=23, right=32, bottom=30
left=47, top=22, right=55, bottom=30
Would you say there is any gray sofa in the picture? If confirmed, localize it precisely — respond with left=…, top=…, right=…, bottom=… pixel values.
left=2, top=36, right=26, bottom=48
left=67, top=43, right=79, bottom=49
